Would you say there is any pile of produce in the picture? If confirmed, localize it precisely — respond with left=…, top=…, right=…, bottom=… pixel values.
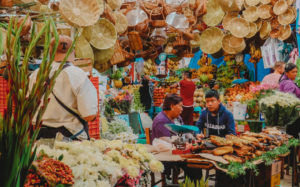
left=104, top=91, right=133, bottom=119
left=165, top=76, right=180, bottom=85
left=37, top=140, right=164, bottom=186
left=132, top=87, right=145, bottom=112
left=216, top=61, right=235, bottom=88
left=167, top=59, right=179, bottom=71
left=225, top=82, right=259, bottom=103
left=153, top=88, right=166, bottom=107
left=102, top=119, right=138, bottom=143
left=144, top=59, right=157, bottom=76
left=122, top=85, right=141, bottom=95
left=194, top=88, right=206, bottom=108
left=197, top=55, right=215, bottom=81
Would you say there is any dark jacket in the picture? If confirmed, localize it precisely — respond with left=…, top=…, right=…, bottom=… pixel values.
left=196, top=104, right=236, bottom=137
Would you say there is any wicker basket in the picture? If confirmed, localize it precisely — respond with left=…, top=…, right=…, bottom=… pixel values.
left=128, top=31, right=143, bottom=51
left=151, top=35, right=167, bottom=46
left=173, top=33, right=189, bottom=49
left=73, top=58, right=93, bottom=73
left=102, top=4, right=116, bottom=24
left=141, top=0, right=159, bottom=16
left=1, top=0, right=13, bottom=7
left=110, top=41, right=127, bottom=65
left=150, top=9, right=167, bottom=28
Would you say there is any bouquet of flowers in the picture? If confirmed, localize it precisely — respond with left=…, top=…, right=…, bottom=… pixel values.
left=259, top=91, right=300, bottom=126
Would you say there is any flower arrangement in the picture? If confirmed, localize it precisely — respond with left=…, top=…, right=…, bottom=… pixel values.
left=37, top=140, right=164, bottom=187
left=259, top=91, right=300, bottom=126
left=102, top=119, right=138, bottom=143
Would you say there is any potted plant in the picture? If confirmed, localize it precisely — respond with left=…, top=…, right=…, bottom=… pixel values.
left=111, top=70, right=123, bottom=88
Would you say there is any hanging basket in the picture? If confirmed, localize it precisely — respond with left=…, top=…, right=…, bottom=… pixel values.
left=110, top=41, right=127, bottom=65
left=141, top=0, right=159, bottom=16
left=150, top=8, right=167, bottom=28
left=0, top=0, right=13, bottom=7
left=128, top=31, right=143, bottom=51
left=173, top=33, right=189, bottom=49
left=151, top=35, right=167, bottom=46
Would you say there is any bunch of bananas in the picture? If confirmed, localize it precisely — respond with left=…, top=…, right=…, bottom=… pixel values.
left=167, top=59, right=179, bottom=71
left=144, top=59, right=157, bottom=75
left=197, top=55, right=212, bottom=66
left=249, top=44, right=262, bottom=64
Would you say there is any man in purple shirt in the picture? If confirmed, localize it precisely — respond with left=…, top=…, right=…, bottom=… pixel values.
left=279, top=63, right=300, bottom=98
left=151, top=94, right=183, bottom=142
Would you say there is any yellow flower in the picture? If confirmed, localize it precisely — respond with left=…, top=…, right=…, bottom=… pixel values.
left=101, top=117, right=109, bottom=133
left=149, top=160, right=164, bottom=173
left=127, top=165, right=140, bottom=178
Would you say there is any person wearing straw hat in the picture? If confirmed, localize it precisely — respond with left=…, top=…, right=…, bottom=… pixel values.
left=29, top=35, right=98, bottom=140
left=261, top=61, right=285, bottom=88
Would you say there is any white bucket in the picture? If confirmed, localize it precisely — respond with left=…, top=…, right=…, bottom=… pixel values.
left=233, top=102, right=247, bottom=120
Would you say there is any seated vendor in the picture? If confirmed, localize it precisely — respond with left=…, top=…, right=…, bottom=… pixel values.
left=151, top=94, right=183, bottom=142
left=196, top=90, right=236, bottom=138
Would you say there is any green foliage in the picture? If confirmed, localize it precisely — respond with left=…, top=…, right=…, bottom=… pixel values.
left=0, top=16, right=76, bottom=187
left=111, top=70, right=122, bottom=80
left=180, top=176, right=208, bottom=187
left=132, top=88, right=145, bottom=112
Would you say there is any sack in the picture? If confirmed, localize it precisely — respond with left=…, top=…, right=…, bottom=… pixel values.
left=152, top=138, right=172, bottom=152
left=261, top=38, right=283, bottom=68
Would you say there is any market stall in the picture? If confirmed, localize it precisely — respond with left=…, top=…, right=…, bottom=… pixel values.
left=0, top=0, right=300, bottom=186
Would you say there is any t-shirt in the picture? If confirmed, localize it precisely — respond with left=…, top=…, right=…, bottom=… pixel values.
left=261, top=73, right=281, bottom=88
left=180, top=79, right=196, bottom=106
left=151, top=112, right=183, bottom=141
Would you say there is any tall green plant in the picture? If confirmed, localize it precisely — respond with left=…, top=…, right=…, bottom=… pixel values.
left=0, top=16, right=76, bottom=187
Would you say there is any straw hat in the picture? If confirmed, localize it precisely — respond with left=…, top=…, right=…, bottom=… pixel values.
left=222, top=12, right=239, bottom=31
left=94, top=61, right=112, bottom=72
left=278, top=8, right=295, bottom=25
left=260, top=0, right=271, bottom=4
left=258, top=4, right=272, bottom=19
left=222, top=34, right=245, bottom=54
left=228, top=36, right=246, bottom=52
left=229, top=18, right=250, bottom=38
left=255, top=19, right=263, bottom=30
left=278, top=25, right=291, bottom=41
left=245, top=0, right=260, bottom=6
left=83, top=18, right=117, bottom=50
left=243, top=6, right=259, bottom=22
left=287, top=0, right=294, bottom=5
left=93, top=46, right=115, bottom=65
left=199, top=27, right=224, bottom=54
left=59, top=0, right=103, bottom=28
left=246, top=22, right=258, bottom=38
left=75, top=34, right=94, bottom=61
left=229, top=0, right=244, bottom=11
left=218, top=0, right=234, bottom=11
left=107, top=0, right=122, bottom=10
left=273, top=0, right=288, bottom=15
left=202, top=0, right=225, bottom=26
left=114, top=11, right=128, bottom=34
left=260, top=21, right=271, bottom=39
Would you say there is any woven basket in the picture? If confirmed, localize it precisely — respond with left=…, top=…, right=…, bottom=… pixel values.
left=151, top=35, right=167, bottom=46
left=1, top=0, right=13, bottom=7
left=102, top=4, right=116, bottom=24
left=140, top=42, right=155, bottom=59
left=128, top=31, right=143, bottom=51
left=150, top=9, right=167, bottom=28
left=17, top=16, right=32, bottom=37
left=120, top=2, right=136, bottom=15
left=110, top=41, right=126, bottom=65
left=141, top=0, right=159, bottom=16
left=173, top=33, right=189, bottom=49
left=73, top=58, right=93, bottom=73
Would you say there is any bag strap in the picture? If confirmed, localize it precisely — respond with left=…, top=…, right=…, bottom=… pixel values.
left=52, top=63, right=90, bottom=140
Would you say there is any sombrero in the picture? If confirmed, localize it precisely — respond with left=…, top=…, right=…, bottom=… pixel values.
left=278, top=25, right=292, bottom=41
left=202, top=0, right=225, bottom=26
left=278, top=8, right=295, bottom=25
left=114, top=11, right=128, bottom=34
left=245, top=0, right=260, bottom=6
left=228, top=35, right=246, bottom=52
left=258, top=4, right=272, bottom=19
left=255, top=19, right=263, bottom=30
left=229, top=17, right=250, bottom=38
left=106, top=0, right=122, bottom=10
left=246, top=22, right=258, bottom=38
left=273, top=0, right=288, bottom=15
left=243, top=6, right=259, bottom=22
left=75, top=34, right=94, bottom=61
left=59, top=0, right=103, bottom=28
left=229, top=0, right=244, bottom=11
left=199, top=27, right=224, bottom=54
left=83, top=18, right=117, bottom=50
left=260, top=21, right=271, bottom=39
left=222, top=11, right=239, bottom=31
left=260, top=0, right=271, bottom=4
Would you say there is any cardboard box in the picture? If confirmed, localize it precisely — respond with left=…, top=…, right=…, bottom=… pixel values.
left=271, top=173, right=280, bottom=187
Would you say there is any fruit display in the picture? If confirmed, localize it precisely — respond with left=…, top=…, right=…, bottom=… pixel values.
left=165, top=86, right=179, bottom=94
left=197, top=55, right=215, bottom=81
left=167, top=59, right=179, bottom=71
left=122, top=85, right=141, bottom=94
left=153, top=88, right=166, bottom=107
left=144, top=59, right=157, bottom=75
left=165, top=76, right=180, bottom=85
left=225, top=82, right=260, bottom=103
left=249, top=44, right=262, bottom=64
left=216, top=61, right=235, bottom=88
left=194, top=88, right=206, bottom=108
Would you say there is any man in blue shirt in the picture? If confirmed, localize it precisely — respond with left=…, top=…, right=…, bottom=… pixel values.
left=196, top=89, right=236, bottom=138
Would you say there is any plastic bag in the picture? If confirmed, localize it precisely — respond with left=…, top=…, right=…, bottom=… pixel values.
left=140, top=112, right=153, bottom=129
left=261, top=38, right=283, bottom=69
left=152, top=138, right=172, bottom=152
left=166, top=12, right=189, bottom=29
left=126, top=8, right=148, bottom=26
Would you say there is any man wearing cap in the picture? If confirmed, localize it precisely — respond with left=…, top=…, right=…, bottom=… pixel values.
left=29, top=35, right=98, bottom=140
